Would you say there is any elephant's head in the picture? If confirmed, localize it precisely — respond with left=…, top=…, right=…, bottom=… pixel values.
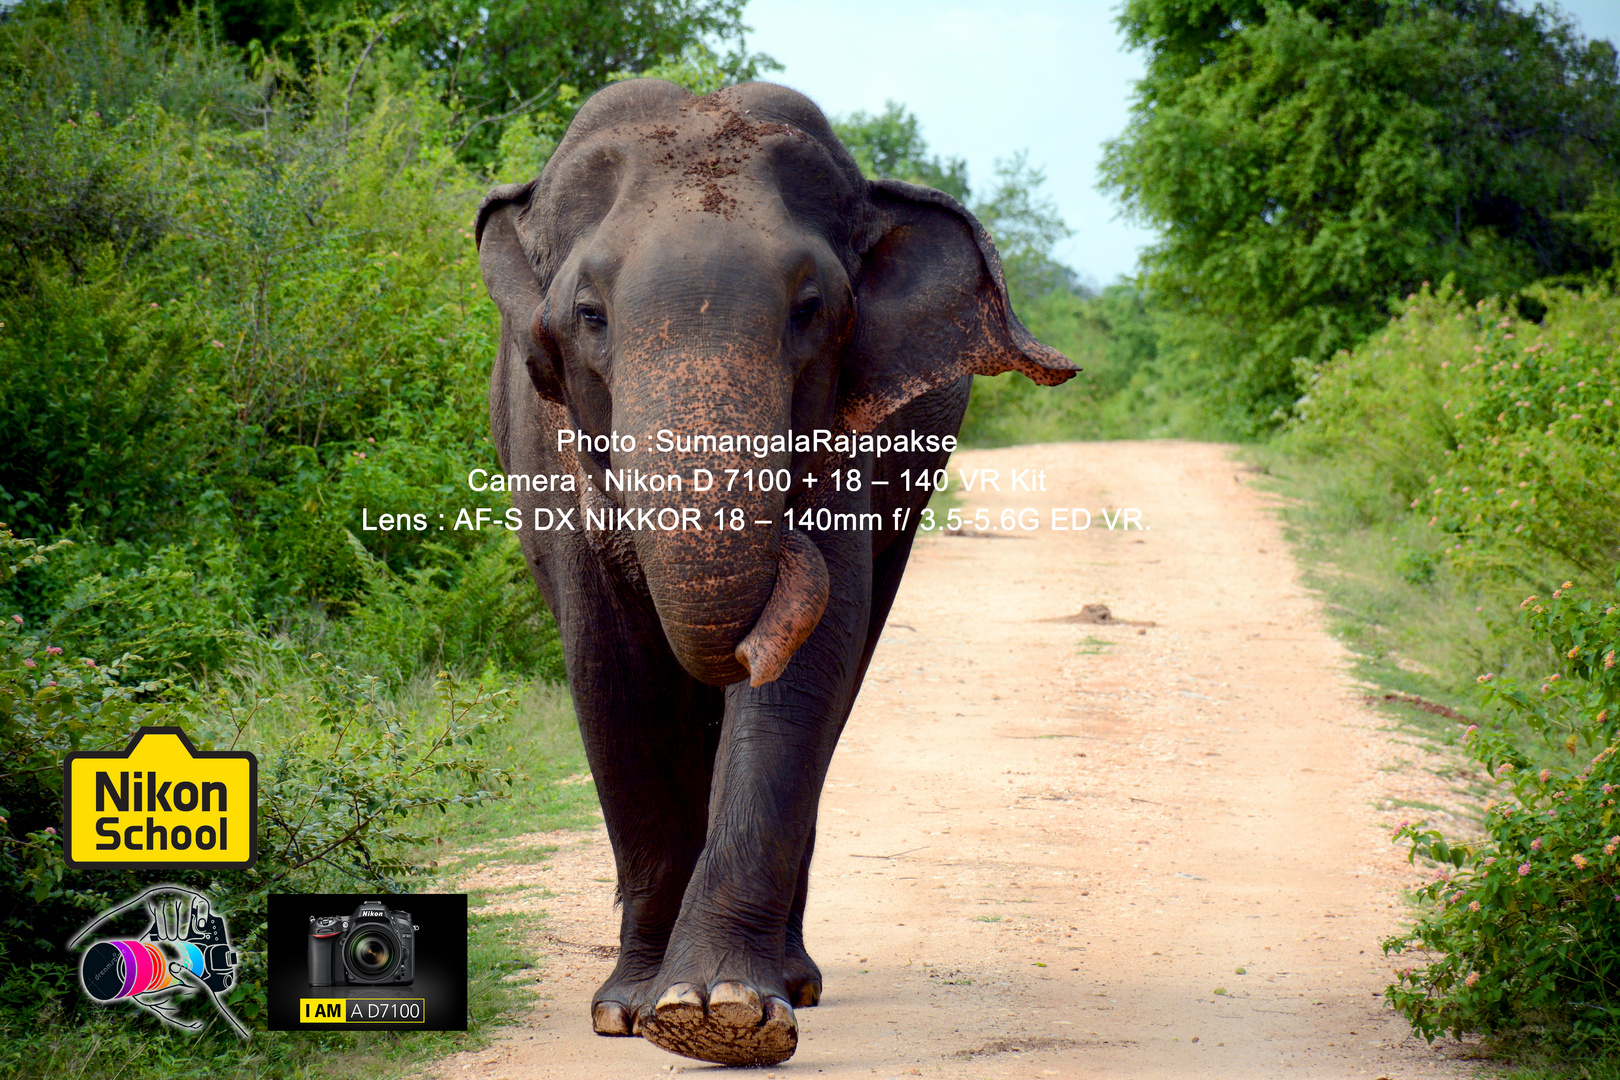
left=478, top=80, right=1074, bottom=688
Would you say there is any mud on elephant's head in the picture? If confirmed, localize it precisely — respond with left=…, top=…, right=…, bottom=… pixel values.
left=477, top=80, right=1074, bottom=687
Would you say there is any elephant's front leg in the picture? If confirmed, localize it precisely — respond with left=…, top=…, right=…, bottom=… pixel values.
left=635, top=529, right=867, bottom=1066
left=553, top=565, right=725, bottom=1039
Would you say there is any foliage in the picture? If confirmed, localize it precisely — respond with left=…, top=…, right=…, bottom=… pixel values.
left=1423, top=306, right=1620, bottom=583
left=832, top=100, right=971, bottom=203
left=1385, top=579, right=1620, bottom=1048
left=253, top=656, right=518, bottom=888
left=1574, top=184, right=1620, bottom=264
left=1288, top=280, right=1620, bottom=591
left=390, top=0, right=775, bottom=167
left=0, top=12, right=567, bottom=1058
left=0, top=252, right=222, bottom=542
left=338, top=533, right=564, bottom=685
left=32, top=541, right=251, bottom=680
left=18, top=0, right=774, bottom=170
left=606, top=39, right=771, bottom=97
left=1285, top=281, right=1480, bottom=512
left=0, top=0, right=570, bottom=688
left=0, top=0, right=255, bottom=123
left=972, top=152, right=1076, bottom=305
left=1103, top=0, right=1620, bottom=433
left=0, top=95, right=180, bottom=271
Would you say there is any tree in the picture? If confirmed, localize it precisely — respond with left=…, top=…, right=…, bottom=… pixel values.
left=1101, top=0, right=1620, bottom=432
left=973, top=151, right=1076, bottom=304
left=127, top=0, right=773, bottom=166
left=832, top=101, right=970, bottom=203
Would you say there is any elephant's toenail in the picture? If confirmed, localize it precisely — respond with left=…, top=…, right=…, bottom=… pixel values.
left=654, top=982, right=704, bottom=1016
left=763, top=996, right=797, bottom=1030
left=592, top=1001, right=633, bottom=1036
left=792, top=981, right=820, bottom=1008
left=708, top=981, right=762, bottom=1025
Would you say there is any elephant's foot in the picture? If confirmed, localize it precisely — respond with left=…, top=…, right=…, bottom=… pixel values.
left=635, top=981, right=797, bottom=1066
left=784, top=940, right=822, bottom=1008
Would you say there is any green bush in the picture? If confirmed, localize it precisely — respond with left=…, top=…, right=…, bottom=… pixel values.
left=338, top=532, right=564, bottom=686
left=0, top=251, right=223, bottom=542
left=1386, top=578, right=1620, bottom=1047
left=0, top=0, right=253, bottom=124
left=0, top=0, right=572, bottom=688
left=1287, top=281, right=1490, bottom=514
left=1422, top=297, right=1620, bottom=582
left=1103, top=0, right=1620, bottom=432
left=1288, top=281, right=1620, bottom=586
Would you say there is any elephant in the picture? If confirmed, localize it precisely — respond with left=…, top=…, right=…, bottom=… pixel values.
left=475, top=78, right=1074, bottom=1066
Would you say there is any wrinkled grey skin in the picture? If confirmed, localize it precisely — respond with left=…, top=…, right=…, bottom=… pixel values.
left=476, top=79, right=1073, bottom=1065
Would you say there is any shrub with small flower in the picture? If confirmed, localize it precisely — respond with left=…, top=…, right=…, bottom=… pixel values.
left=1290, top=282, right=1620, bottom=589
left=1422, top=306, right=1620, bottom=583
left=1385, top=579, right=1620, bottom=1047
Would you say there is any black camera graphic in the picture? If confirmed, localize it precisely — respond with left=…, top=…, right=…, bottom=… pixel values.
left=308, top=901, right=416, bottom=986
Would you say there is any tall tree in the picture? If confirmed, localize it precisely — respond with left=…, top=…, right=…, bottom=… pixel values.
left=832, top=101, right=971, bottom=202
left=130, top=0, right=771, bottom=164
left=1101, top=0, right=1620, bottom=432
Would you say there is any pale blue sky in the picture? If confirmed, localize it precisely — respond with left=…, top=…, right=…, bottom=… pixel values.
left=744, top=0, right=1620, bottom=286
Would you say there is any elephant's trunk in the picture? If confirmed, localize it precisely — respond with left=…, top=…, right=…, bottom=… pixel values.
left=610, top=338, right=828, bottom=687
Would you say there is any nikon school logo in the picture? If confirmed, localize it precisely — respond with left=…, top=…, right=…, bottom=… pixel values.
left=63, top=727, right=257, bottom=869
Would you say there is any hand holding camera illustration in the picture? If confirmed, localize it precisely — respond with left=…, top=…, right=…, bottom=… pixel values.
left=70, top=885, right=247, bottom=1038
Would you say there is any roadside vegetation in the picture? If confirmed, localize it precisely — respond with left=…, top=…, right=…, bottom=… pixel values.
left=0, top=0, right=735, bottom=1075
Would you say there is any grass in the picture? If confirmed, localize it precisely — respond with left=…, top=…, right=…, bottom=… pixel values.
left=416, top=681, right=599, bottom=855
left=1494, top=1057, right=1620, bottom=1080
left=1240, top=444, right=1549, bottom=745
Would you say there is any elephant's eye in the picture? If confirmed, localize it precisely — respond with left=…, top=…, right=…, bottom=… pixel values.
left=576, top=303, right=607, bottom=330
left=790, top=293, right=821, bottom=329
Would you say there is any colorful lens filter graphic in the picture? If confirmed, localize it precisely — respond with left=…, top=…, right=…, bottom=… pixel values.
left=81, top=940, right=205, bottom=1001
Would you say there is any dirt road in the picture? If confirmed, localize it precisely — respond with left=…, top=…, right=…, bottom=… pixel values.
left=433, top=441, right=1478, bottom=1080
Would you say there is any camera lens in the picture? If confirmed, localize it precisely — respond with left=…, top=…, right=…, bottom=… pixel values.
left=346, top=930, right=395, bottom=978
left=81, top=940, right=203, bottom=1001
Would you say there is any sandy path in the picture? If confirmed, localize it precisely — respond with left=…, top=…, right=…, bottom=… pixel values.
left=433, top=440, right=1480, bottom=1080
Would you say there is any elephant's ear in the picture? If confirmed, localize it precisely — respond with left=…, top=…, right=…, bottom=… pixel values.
left=476, top=180, right=565, bottom=405
left=840, top=179, right=1076, bottom=431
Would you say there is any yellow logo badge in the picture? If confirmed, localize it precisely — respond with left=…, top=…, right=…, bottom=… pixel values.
left=63, top=727, right=257, bottom=868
